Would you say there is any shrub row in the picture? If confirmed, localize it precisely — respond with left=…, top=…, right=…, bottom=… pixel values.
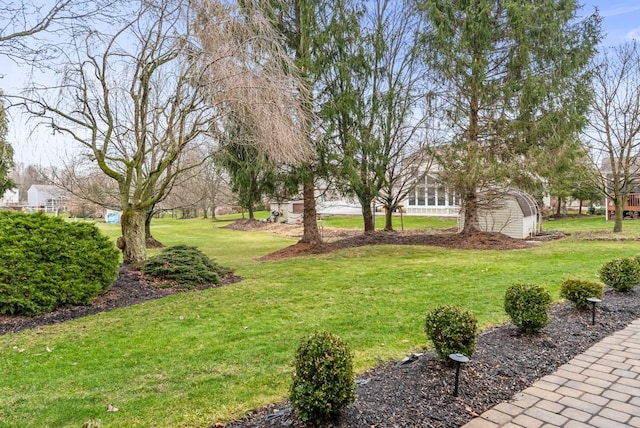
left=290, top=251, right=640, bottom=424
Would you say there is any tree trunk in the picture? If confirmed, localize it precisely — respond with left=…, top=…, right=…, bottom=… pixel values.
left=361, top=197, right=375, bottom=233
left=120, top=209, right=147, bottom=265
left=145, top=209, right=164, bottom=248
left=614, top=196, right=624, bottom=233
left=461, top=190, right=480, bottom=234
left=248, top=204, right=255, bottom=220
left=578, top=200, right=583, bottom=215
left=300, top=176, right=322, bottom=245
left=384, top=205, right=393, bottom=231
left=556, top=198, right=562, bottom=216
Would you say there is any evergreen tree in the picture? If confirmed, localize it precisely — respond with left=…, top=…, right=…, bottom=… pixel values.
left=217, top=118, right=277, bottom=219
left=417, top=0, right=600, bottom=233
left=321, top=0, right=427, bottom=233
left=0, top=94, right=16, bottom=196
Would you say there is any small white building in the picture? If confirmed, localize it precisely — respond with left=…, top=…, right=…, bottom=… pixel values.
left=27, top=185, right=68, bottom=213
left=459, top=189, right=540, bottom=239
left=1, top=189, right=19, bottom=206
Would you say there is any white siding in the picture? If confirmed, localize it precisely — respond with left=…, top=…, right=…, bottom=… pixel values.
left=477, top=198, right=525, bottom=239
left=459, top=190, right=539, bottom=239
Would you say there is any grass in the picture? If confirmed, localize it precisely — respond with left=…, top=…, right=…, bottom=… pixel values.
left=1, top=214, right=639, bottom=427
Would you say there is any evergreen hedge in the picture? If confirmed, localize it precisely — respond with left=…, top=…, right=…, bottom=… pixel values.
left=0, top=212, right=119, bottom=316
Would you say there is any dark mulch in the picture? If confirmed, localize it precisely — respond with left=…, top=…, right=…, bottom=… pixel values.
left=259, top=230, right=534, bottom=261
left=0, top=265, right=243, bottom=335
left=226, top=287, right=640, bottom=428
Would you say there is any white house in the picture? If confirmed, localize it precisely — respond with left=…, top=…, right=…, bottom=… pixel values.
left=400, top=159, right=460, bottom=217
left=1, top=189, right=19, bottom=206
left=27, top=185, right=69, bottom=213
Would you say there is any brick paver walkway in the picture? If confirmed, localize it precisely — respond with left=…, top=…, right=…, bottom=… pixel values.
left=462, top=319, right=640, bottom=428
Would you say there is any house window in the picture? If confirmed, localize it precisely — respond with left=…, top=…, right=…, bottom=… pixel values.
left=417, top=181, right=425, bottom=205
left=437, top=185, right=446, bottom=206
left=427, top=184, right=435, bottom=205
left=408, top=175, right=458, bottom=208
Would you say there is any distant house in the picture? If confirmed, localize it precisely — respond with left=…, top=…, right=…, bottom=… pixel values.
left=1, top=189, right=19, bottom=206
left=398, top=154, right=542, bottom=238
left=600, top=157, right=640, bottom=220
left=400, top=160, right=460, bottom=217
left=27, top=185, right=69, bottom=213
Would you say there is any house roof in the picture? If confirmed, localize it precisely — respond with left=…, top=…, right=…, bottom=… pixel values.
left=28, top=184, right=68, bottom=198
left=600, top=157, right=640, bottom=175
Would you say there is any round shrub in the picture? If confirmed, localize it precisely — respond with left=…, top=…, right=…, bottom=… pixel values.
left=141, top=245, right=232, bottom=289
left=0, top=212, right=120, bottom=316
left=559, top=278, right=604, bottom=309
left=599, top=257, right=640, bottom=292
left=290, top=331, right=355, bottom=424
left=425, top=305, right=478, bottom=363
left=504, top=283, right=552, bottom=334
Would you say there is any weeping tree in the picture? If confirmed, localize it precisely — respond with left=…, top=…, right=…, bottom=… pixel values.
left=8, top=0, right=309, bottom=264
left=247, top=0, right=334, bottom=246
left=416, top=0, right=600, bottom=234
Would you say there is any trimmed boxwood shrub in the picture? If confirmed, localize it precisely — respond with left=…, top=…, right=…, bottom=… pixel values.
left=599, top=258, right=640, bottom=292
left=425, top=305, right=478, bottom=363
left=290, top=331, right=355, bottom=424
left=0, top=212, right=119, bottom=316
left=504, top=283, right=552, bottom=334
left=141, top=245, right=232, bottom=289
left=560, top=278, right=604, bottom=309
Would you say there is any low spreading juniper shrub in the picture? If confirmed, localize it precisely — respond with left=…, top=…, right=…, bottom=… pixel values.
left=425, top=305, right=478, bottom=363
left=290, top=331, right=355, bottom=425
left=504, top=283, right=552, bottom=334
left=559, top=278, right=604, bottom=309
left=600, top=257, right=640, bottom=292
left=0, top=212, right=119, bottom=316
left=141, top=245, right=232, bottom=289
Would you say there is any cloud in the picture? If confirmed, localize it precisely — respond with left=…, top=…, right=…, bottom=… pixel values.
left=626, top=27, right=640, bottom=40
left=599, top=5, right=640, bottom=18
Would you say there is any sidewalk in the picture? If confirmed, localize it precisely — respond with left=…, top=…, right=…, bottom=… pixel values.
left=462, top=319, right=640, bottom=428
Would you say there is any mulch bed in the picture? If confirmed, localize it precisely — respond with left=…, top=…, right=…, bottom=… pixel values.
left=0, top=265, right=242, bottom=335
left=259, top=230, right=534, bottom=261
left=226, top=287, right=640, bottom=428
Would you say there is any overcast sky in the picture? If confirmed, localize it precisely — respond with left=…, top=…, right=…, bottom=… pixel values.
left=4, top=0, right=640, bottom=167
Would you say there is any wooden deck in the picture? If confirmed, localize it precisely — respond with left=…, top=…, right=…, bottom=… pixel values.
left=607, top=193, right=640, bottom=218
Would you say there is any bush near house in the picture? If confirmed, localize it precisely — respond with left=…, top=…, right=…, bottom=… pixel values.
left=504, top=283, right=552, bottom=334
left=425, top=305, right=478, bottom=363
left=559, top=278, right=604, bottom=309
left=600, top=257, right=640, bottom=292
left=0, top=212, right=119, bottom=316
left=290, top=331, right=356, bottom=425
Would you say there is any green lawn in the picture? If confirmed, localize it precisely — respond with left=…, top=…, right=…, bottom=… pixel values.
left=1, top=214, right=638, bottom=427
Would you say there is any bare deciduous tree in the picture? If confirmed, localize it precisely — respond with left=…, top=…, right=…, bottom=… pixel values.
left=0, top=0, right=124, bottom=64
left=585, top=41, right=640, bottom=232
left=8, top=0, right=310, bottom=264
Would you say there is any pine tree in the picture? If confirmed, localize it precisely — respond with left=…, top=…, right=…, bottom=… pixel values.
left=417, top=0, right=600, bottom=233
left=0, top=94, right=16, bottom=197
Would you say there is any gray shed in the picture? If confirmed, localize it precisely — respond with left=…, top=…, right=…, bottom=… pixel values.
left=459, top=189, right=540, bottom=239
